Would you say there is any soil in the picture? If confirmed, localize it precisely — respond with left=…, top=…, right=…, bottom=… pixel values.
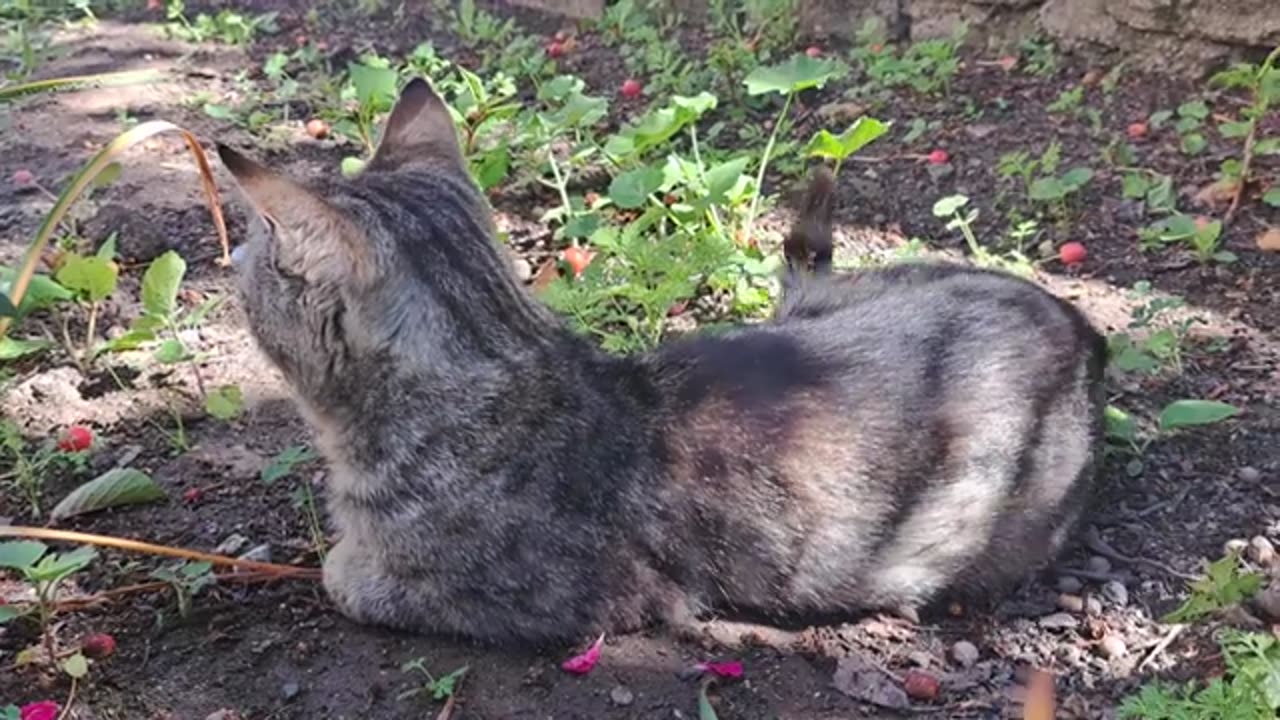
left=2, top=3, right=1279, bottom=719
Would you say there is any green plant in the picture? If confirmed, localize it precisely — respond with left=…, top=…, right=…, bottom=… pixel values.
left=445, top=0, right=515, bottom=47
left=1121, top=169, right=1176, bottom=216
left=804, top=116, right=890, bottom=176
left=853, top=18, right=964, bottom=97
left=1107, top=282, right=1202, bottom=375
left=150, top=560, right=215, bottom=618
left=399, top=660, right=468, bottom=703
left=0, top=420, right=90, bottom=517
left=0, top=540, right=97, bottom=662
left=931, top=195, right=1033, bottom=275
left=163, top=0, right=277, bottom=44
left=50, top=234, right=118, bottom=370
left=1209, top=46, right=1280, bottom=222
left=1150, top=99, right=1210, bottom=156
left=1138, top=213, right=1234, bottom=263
left=261, top=445, right=326, bottom=556
left=1162, top=550, right=1264, bottom=624
left=1105, top=399, right=1240, bottom=459
left=1120, top=629, right=1280, bottom=719
left=1018, top=36, right=1057, bottom=77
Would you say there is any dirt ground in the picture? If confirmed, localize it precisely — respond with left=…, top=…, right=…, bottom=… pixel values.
left=1, top=3, right=1278, bottom=719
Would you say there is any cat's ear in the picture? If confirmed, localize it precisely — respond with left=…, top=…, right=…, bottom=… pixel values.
left=783, top=166, right=836, bottom=274
left=216, top=143, right=371, bottom=281
left=369, top=77, right=465, bottom=170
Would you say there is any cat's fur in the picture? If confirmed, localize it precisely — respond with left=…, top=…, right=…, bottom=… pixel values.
left=217, top=78, right=1107, bottom=645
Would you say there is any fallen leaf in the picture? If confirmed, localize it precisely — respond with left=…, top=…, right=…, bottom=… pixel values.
left=530, top=259, right=559, bottom=294
left=1255, top=227, right=1280, bottom=252
left=1024, top=669, right=1056, bottom=720
left=561, top=633, right=605, bottom=675
left=996, top=55, right=1017, bottom=72
left=1193, top=179, right=1237, bottom=209
left=833, top=656, right=909, bottom=709
left=696, top=660, right=743, bottom=679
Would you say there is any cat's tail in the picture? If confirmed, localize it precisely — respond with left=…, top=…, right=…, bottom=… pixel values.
left=783, top=166, right=836, bottom=275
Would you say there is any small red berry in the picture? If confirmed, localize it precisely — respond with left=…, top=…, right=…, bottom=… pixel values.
left=1126, top=122, right=1148, bottom=140
left=584, top=191, right=600, bottom=207
left=562, top=246, right=594, bottom=278
left=1059, top=241, right=1087, bottom=265
left=12, top=169, right=34, bottom=186
left=902, top=670, right=940, bottom=701
left=305, top=118, right=329, bottom=140
left=805, top=46, right=822, bottom=58
left=926, top=149, right=949, bottom=165
left=81, top=633, right=116, bottom=659
left=620, top=79, right=643, bottom=99
left=996, top=55, right=1017, bottom=72
left=1193, top=215, right=1212, bottom=231
left=870, top=43, right=884, bottom=53
left=546, top=41, right=565, bottom=59
left=182, top=487, right=204, bottom=504
left=57, top=425, right=93, bottom=452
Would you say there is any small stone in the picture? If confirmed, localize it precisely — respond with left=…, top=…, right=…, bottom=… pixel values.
left=1098, top=634, right=1127, bottom=659
left=1224, top=538, right=1249, bottom=555
left=963, top=124, right=998, bottom=140
left=1038, top=612, right=1080, bottom=630
left=238, top=544, right=272, bottom=563
left=1086, top=556, right=1112, bottom=575
left=1102, top=581, right=1129, bottom=607
left=1247, top=536, right=1276, bottom=566
left=214, top=533, right=249, bottom=556
left=950, top=640, right=979, bottom=668
left=902, top=670, right=940, bottom=701
left=1255, top=582, right=1280, bottom=621
left=204, top=712, right=243, bottom=720
left=1057, top=593, right=1084, bottom=613
left=281, top=681, right=300, bottom=701
left=610, top=685, right=634, bottom=706
left=908, top=651, right=934, bottom=667
left=1055, top=644, right=1082, bottom=665
left=511, top=258, right=533, bottom=282
left=1056, top=575, right=1083, bottom=594
left=1238, top=466, right=1261, bottom=483
left=1085, top=596, right=1103, bottom=616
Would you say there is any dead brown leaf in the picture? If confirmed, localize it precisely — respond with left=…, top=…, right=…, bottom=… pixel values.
left=1193, top=179, right=1238, bottom=209
left=1024, top=669, right=1056, bottom=720
left=530, top=258, right=560, bottom=294
left=1255, top=227, right=1280, bottom=252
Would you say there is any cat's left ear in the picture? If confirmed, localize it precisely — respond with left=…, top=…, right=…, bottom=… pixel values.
left=369, top=77, right=465, bottom=171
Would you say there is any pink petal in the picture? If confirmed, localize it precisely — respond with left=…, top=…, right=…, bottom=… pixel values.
left=696, top=660, right=744, bottom=679
left=20, top=701, right=60, bottom=720
left=560, top=633, right=605, bottom=675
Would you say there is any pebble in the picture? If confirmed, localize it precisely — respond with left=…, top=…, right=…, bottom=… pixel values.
left=511, top=258, right=533, bottom=283
left=239, top=544, right=272, bottom=563
left=908, top=650, right=935, bottom=667
left=950, top=640, right=979, bottom=668
left=281, top=681, right=300, bottom=701
left=1055, top=644, right=1081, bottom=664
left=1056, top=575, right=1083, bottom=594
left=1224, top=538, right=1249, bottom=555
left=214, top=533, right=249, bottom=556
left=1086, top=556, right=1112, bottom=575
left=1098, top=634, right=1128, bottom=659
left=1086, top=596, right=1103, bottom=616
left=1237, top=466, right=1261, bottom=483
left=1038, top=612, right=1079, bottom=630
left=1247, top=536, right=1276, bottom=566
left=1102, top=580, right=1129, bottom=607
left=1057, top=593, right=1084, bottom=613
left=1256, top=582, right=1280, bottom=621
left=610, top=685, right=634, bottom=706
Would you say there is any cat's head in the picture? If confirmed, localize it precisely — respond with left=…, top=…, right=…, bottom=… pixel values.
left=218, top=78, right=553, bottom=403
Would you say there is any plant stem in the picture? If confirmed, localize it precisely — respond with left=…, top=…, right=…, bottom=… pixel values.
left=56, top=678, right=77, bottom=720
left=688, top=125, right=728, bottom=241
left=743, top=91, right=794, bottom=244
left=545, top=148, right=574, bottom=226
left=84, top=301, right=98, bottom=363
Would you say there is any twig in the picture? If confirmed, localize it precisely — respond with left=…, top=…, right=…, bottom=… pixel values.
left=55, top=677, right=77, bottom=720
left=1222, top=121, right=1255, bottom=227
left=53, top=570, right=303, bottom=611
left=1055, top=568, right=1129, bottom=583
left=436, top=690, right=458, bottom=720
left=0, top=526, right=321, bottom=578
left=1137, top=624, right=1186, bottom=672
left=1083, top=526, right=1200, bottom=581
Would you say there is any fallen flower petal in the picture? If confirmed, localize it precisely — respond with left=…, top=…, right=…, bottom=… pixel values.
left=20, top=701, right=59, bottom=720
left=561, top=633, right=605, bottom=674
left=696, top=660, right=744, bottom=679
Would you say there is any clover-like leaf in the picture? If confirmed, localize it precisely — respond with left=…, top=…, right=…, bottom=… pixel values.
left=931, top=194, right=969, bottom=217
left=745, top=55, right=843, bottom=96
left=609, top=165, right=665, bottom=209
left=55, top=254, right=118, bottom=303
left=805, top=117, right=890, bottom=161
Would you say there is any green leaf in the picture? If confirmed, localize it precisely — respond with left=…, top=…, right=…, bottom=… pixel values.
left=341, top=156, right=367, bottom=177
left=0, top=336, right=53, bottom=361
left=609, top=165, right=665, bottom=209
left=698, top=680, right=720, bottom=720
left=0, top=605, right=24, bottom=624
left=1148, top=109, right=1173, bottom=128
left=202, top=102, right=236, bottom=120
left=671, top=92, right=717, bottom=118
left=0, top=540, right=47, bottom=570
left=1121, top=173, right=1150, bottom=199
left=1255, top=138, right=1280, bottom=155
left=27, top=546, right=97, bottom=582
left=1028, top=177, right=1066, bottom=201
left=1264, top=188, right=1280, bottom=207
left=931, top=195, right=968, bottom=217
left=92, top=161, right=123, bottom=189
left=1180, top=132, right=1207, bottom=155
left=805, top=116, right=890, bottom=162
left=4, top=705, right=21, bottom=720
left=1217, top=119, right=1252, bottom=139
left=141, top=250, right=186, bottom=318
left=1176, top=100, right=1209, bottom=120
left=261, top=444, right=319, bottom=484
left=1158, top=400, right=1239, bottom=432
left=96, top=233, right=118, bottom=261
left=50, top=468, right=167, bottom=520
left=55, top=254, right=118, bottom=302
left=62, top=652, right=89, bottom=679
left=1059, top=167, right=1093, bottom=190
left=205, top=384, right=244, bottom=420
left=153, top=338, right=189, bottom=364
left=703, top=157, right=750, bottom=204
left=0, top=268, right=73, bottom=318
left=0, top=292, right=13, bottom=318
left=348, top=62, right=398, bottom=113
left=1103, top=405, right=1138, bottom=443
left=744, top=54, right=843, bottom=96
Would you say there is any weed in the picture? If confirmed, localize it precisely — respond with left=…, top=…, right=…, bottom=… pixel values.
left=150, top=560, right=215, bottom=618
left=804, top=116, right=890, bottom=177
left=1104, top=399, right=1239, bottom=461
left=1209, top=46, right=1279, bottom=222
left=1138, top=213, right=1234, bottom=264
left=1150, top=99, right=1210, bottom=156
left=1018, top=36, right=1057, bottom=77
left=931, top=195, right=1034, bottom=276
left=1108, top=282, right=1201, bottom=376
left=261, top=445, right=326, bottom=556
left=0, top=540, right=97, bottom=663
left=399, top=660, right=468, bottom=703
left=853, top=18, right=964, bottom=97
left=163, top=0, right=277, bottom=45
left=1162, top=550, right=1264, bottom=625
left=1120, top=629, right=1280, bottom=719
left=0, top=421, right=89, bottom=517
left=997, top=142, right=1091, bottom=220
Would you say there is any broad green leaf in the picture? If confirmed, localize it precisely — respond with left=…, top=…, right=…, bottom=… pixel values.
left=1158, top=399, right=1239, bottom=432
left=0, top=292, right=12, bottom=318
left=1028, top=177, right=1066, bottom=201
left=50, top=468, right=167, bottom=520
left=670, top=92, right=717, bottom=117
left=205, top=384, right=244, bottom=420
left=538, top=75, right=585, bottom=102
left=141, top=250, right=186, bottom=318
left=744, top=54, right=843, bottom=96
left=153, top=338, right=189, bottom=364
left=609, top=165, right=665, bottom=209
left=698, top=681, right=720, bottom=720
left=1121, top=173, right=1149, bottom=199
left=96, top=233, right=118, bottom=261
left=805, top=117, right=890, bottom=162
left=1264, top=188, right=1280, bottom=207
left=0, top=605, right=24, bottom=624
left=1103, top=405, right=1138, bottom=443
left=348, top=62, right=398, bottom=113
left=55, top=254, right=118, bottom=302
left=1176, top=100, right=1209, bottom=120
left=341, top=156, right=367, bottom=177
left=1255, top=138, right=1280, bottom=155
left=1180, top=133, right=1207, bottom=155
left=931, top=195, right=968, bottom=217
left=0, top=540, right=47, bottom=570
left=27, top=546, right=97, bottom=582
left=472, top=147, right=510, bottom=191
left=703, top=157, right=750, bottom=203
left=0, top=336, right=52, bottom=360
left=0, top=268, right=73, bottom=318
left=202, top=102, right=236, bottom=120
left=1217, top=120, right=1252, bottom=139
left=3, top=705, right=21, bottom=720
left=62, top=652, right=89, bottom=679
left=546, top=91, right=607, bottom=129
left=261, top=444, right=319, bottom=484
left=1059, top=167, right=1093, bottom=190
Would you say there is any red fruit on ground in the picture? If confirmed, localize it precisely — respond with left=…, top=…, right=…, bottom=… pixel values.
left=926, top=149, right=949, bottom=165
left=1193, top=215, right=1212, bottom=231
left=81, top=633, right=117, bottom=659
left=19, top=701, right=59, bottom=720
left=183, top=487, right=204, bottom=504
left=546, top=41, right=565, bottom=58
left=620, top=78, right=643, bottom=99
left=805, top=46, right=822, bottom=58
left=996, top=55, right=1017, bottom=71
left=12, top=168, right=34, bottom=186
left=902, top=669, right=941, bottom=701
left=1126, top=122, right=1148, bottom=140
left=305, top=119, right=329, bottom=140
left=562, top=246, right=594, bottom=278
left=57, top=425, right=93, bottom=452
left=1059, top=241, right=1087, bottom=265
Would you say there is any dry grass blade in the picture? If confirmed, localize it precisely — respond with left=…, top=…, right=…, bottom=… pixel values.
left=0, top=120, right=231, bottom=341
left=0, top=68, right=165, bottom=103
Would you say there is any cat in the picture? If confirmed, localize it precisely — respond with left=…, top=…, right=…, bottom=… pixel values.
left=216, top=77, right=1108, bottom=646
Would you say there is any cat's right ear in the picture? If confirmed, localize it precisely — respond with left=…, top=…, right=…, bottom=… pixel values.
left=369, top=77, right=465, bottom=171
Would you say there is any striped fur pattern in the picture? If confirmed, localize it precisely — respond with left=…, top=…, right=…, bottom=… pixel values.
left=218, top=78, right=1108, bottom=645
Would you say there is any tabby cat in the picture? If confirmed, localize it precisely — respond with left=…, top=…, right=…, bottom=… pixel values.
left=217, top=77, right=1107, bottom=645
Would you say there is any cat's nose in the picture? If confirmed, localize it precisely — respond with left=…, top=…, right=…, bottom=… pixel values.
left=230, top=243, right=248, bottom=266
